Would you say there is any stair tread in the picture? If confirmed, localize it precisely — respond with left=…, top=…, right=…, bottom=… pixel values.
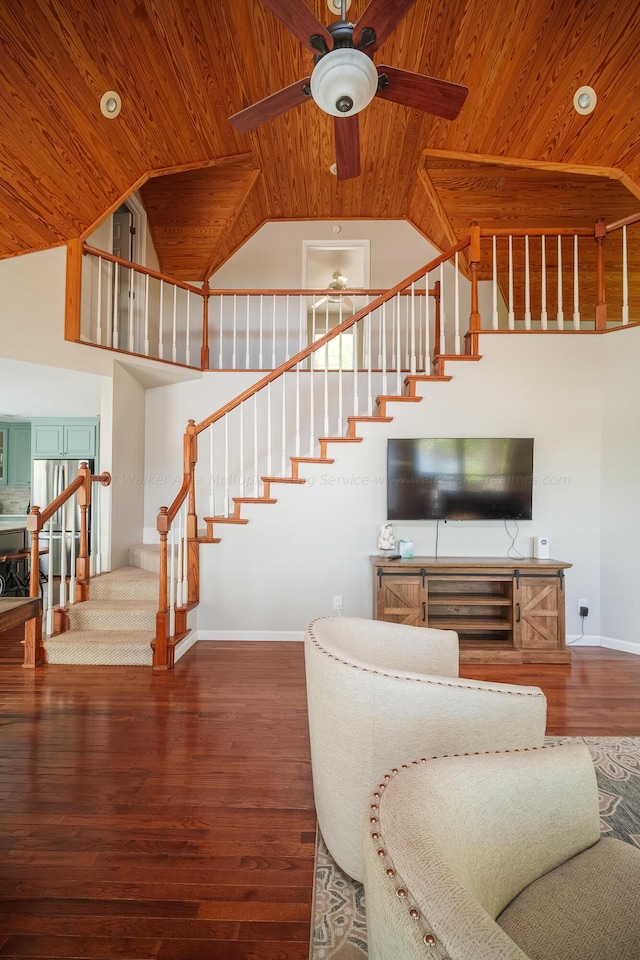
left=377, top=395, right=422, bottom=402
left=94, top=567, right=157, bottom=582
left=47, top=630, right=155, bottom=643
left=348, top=415, right=393, bottom=422
left=290, top=457, right=335, bottom=464
left=203, top=516, right=250, bottom=524
left=319, top=436, right=364, bottom=443
left=69, top=599, right=157, bottom=610
left=261, top=476, right=306, bottom=484
left=232, top=497, right=278, bottom=504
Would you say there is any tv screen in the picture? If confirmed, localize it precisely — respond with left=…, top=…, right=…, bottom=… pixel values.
left=387, top=438, right=534, bottom=521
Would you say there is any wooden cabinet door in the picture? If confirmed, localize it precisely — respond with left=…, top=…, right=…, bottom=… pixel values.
left=375, top=574, right=426, bottom=626
left=515, top=577, right=563, bottom=650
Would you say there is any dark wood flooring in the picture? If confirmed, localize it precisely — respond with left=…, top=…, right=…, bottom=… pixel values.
left=0, top=642, right=639, bottom=958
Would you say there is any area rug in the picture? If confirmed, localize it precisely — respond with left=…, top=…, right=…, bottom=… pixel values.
left=309, top=737, right=640, bottom=960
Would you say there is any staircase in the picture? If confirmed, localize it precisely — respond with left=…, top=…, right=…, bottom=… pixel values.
left=44, top=547, right=160, bottom=666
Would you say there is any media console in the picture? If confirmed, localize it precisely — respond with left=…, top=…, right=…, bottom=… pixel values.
left=371, top=556, right=572, bottom=664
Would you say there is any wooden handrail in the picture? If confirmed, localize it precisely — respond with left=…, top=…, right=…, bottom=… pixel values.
left=606, top=211, right=640, bottom=233
left=206, top=287, right=438, bottom=297
left=82, top=243, right=204, bottom=296
left=478, top=227, right=593, bottom=237
left=195, top=237, right=471, bottom=436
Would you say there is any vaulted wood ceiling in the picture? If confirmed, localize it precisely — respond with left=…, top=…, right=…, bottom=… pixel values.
left=1, top=0, right=639, bottom=281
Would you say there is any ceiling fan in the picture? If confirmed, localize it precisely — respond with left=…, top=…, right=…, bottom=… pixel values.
left=229, top=0, right=469, bottom=181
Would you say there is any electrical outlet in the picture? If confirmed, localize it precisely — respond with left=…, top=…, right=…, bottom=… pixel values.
left=333, top=595, right=343, bottom=611
left=578, top=598, right=589, bottom=617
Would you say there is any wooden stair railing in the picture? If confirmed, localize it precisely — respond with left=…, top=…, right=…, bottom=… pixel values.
left=24, top=462, right=111, bottom=668
left=153, top=236, right=475, bottom=669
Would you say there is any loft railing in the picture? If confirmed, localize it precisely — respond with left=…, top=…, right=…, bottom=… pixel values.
left=24, top=462, right=111, bottom=667
left=478, top=213, right=640, bottom=333
left=66, top=215, right=640, bottom=378
left=153, top=238, right=471, bottom=669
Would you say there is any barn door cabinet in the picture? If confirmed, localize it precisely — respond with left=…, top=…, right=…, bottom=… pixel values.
left=371, top=556, right=572, bottom=664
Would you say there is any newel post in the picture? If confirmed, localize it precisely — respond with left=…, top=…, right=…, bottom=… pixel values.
left=201, top=280, right=210, bottom=369
left=594, top=218, right=607, bottom=331
left=155, top=506, right=170, bottom=670
left=24, top=507, right=45, bottom=668
left=65, top=238, right=83, bottom=343
left=185, top=420, right=200, bottom=605
left=466, top=222, right=482, bottom=356
left=75, top=462, right=92, bottom=601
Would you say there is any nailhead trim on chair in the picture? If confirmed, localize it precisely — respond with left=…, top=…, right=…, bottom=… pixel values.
left=366, top=746, right=549, bottom=958
left=307, top=620, right=544, bottom=699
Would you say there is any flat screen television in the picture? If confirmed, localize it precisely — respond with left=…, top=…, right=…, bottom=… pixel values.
left=387, top=438, right=534, bottom=521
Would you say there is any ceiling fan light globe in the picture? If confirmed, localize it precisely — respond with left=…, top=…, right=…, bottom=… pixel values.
left=310, top=48, right=378, bottom=117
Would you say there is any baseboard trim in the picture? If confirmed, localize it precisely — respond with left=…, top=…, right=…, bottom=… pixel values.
left=174, top=631, right=199, bottom=661
left=566, top=634, right=640, bottom=655
left=196, top=630, right=304, bottom=642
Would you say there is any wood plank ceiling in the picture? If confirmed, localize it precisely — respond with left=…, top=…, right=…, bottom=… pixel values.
left=0, top=0, right=639, bottom=281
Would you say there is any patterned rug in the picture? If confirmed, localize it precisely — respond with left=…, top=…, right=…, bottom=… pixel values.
left=309, top=737, right=640, bottom=960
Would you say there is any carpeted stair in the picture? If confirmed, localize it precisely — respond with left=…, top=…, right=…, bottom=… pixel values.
left=44, top=545, right=162, bottom=666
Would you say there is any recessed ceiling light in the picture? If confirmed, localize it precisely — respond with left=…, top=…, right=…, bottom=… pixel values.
left=329, top=163, right=338, bottom=176
left=573, top=85, right=596, bottom=115
left=100, top=90, right=122, bottom=119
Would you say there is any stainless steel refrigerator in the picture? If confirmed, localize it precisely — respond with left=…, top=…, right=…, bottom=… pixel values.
left=31, top=459, right=94, bottom=577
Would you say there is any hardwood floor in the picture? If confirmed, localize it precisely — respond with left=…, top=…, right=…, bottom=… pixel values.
left=0, top=642, right=639, bottom=958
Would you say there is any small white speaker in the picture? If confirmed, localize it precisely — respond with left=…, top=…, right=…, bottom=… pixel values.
left=533, top=536, right=550, bottom=559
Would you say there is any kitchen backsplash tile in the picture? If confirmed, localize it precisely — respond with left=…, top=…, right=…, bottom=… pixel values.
left=0, top=487, right=30, bottom=515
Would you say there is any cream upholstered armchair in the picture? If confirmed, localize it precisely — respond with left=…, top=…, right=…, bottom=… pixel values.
left=304, top=616, right=547, bottom=882
left=363, top=743, right=640, bottom=960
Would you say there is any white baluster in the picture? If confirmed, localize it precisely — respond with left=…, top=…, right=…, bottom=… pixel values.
left=622, top=224, right=629, bottom=324
left=323, top=304, right=329, bottom=437
left=169, top=524, right=176, bottom=637
left=396, top=292, right=402, bottom=394
left=176, top=509, right=183, bottom=608
left=309, top=345, right=315, bottom=457
left=259, top=295, right=264, bottom=369
left=144, top=275, right=150, bottom=355
left=59, top=502, right=67, bottom=609
left=209, top=429, right=215, bottom=517
left=281, top=378, right=287, bottom=475
left=46, top=516, right=54, bottom=636
left=185, top=291, right=191, bottom=366
left=267, top=384, right=273, bottom=476
left=172, top=284, right=177, bottom=362
left=366, top=312, right=373, bottom=414
left=182, top=503, right=189, bottom=607
left=424, top=277, right=430, bottom=370
left=381, top=301, right=388, bottom=396
left=540, top=236, right=548, bottom=329
left=113, top=262, right=119, bottom=348
left=524, top=235, right=531, bottom=329
left=224, top=416, right=230, bottom=516
left=158, top=280, right=164, bottom=359
left=410, top=282, right=417, bottom=374
left=218, top=294, right=224, bottom=369
left=377, top=302, right=383, bottom=368
left=285, top=295, right=290, bottom=361
left=96, top=257, right=103, bottom=345
left=454, top=252, right=461, bottom=354
left=254, top=394, right=259, bottom=495
left=492, top=235, right=499, bottom=329
left=232, top=296, right=237, bottom=369
left=439, top=261, right=446, bottom=354
left=128, top=266, right=135, bottom=352
left=272, top=296, right=277, bottom=369
left=557, top=235, right=564, bottom=328
left=353, top=314, right=359, bottom=416
left=508, top=235, right=515, bottom=329
left=69, top=495, right=77, bottom=603
left=240, top=402, right=245, bottom=497
left=245, top=294, right=251, bottom=370
left=572, top=234, right=580, bottom=329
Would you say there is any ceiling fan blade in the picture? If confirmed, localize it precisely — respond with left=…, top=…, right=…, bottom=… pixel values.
left=376, top=65, right=469, bottom=120
left=334, top=114, right=360, bottom=182
left=258, top=0, right=332, bottom=53
left=229, top=77, right=311, bottom=133
left=353, top=0, right=418, bottom=54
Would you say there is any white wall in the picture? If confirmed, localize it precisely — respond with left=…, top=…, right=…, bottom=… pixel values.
left=144, top=334, right=608, bottom=641
left=600, top=325, right=640, bottom=651
left=210, top=220, right=437, bottom=289
left=108, top=362, right=146, bottom=568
